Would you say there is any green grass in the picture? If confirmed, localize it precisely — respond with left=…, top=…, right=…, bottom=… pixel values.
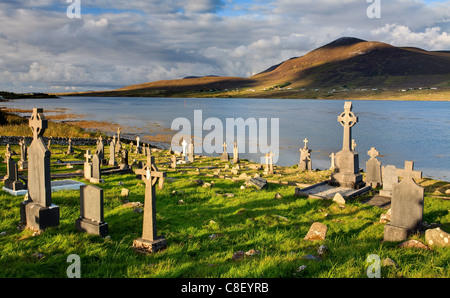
left=1, top=143, right=449, bottom=278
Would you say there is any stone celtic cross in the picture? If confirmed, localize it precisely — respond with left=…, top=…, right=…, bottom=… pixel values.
left=29, top=108, right=48, bottom=140
left=338, top=102, right=358, bottom=151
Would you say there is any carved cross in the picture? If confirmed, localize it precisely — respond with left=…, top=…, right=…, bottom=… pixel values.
left=29, top=108, right=48, bottom=139
left=397, top=161, right=422, bottom=182
left=134, top=155, right=167, bottom=242
left=181, top=139, right=188, bottom=156
left=223, top=142, right=227, bottom=152
left=367, top=147, right=379, bottom=159
left=84, top=150, right=93, bottom=163
left=337, top=102, right=358, bottom=151
left=303, top=138, right=309, bottom=149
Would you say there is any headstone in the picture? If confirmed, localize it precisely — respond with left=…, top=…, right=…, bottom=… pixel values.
left=329, top=102, right=365, bottom=189
left=132, top=155, right=167, bottom=253
left=384, top=161, right=424, bottom=242
left=304, top=222, right=327, bottom=241
left=221, top=142, right=229, bottom=161
left=170, top=155, right=177, bottom=169
left=181, top=139, right=188, bottom=160
left=188, top=139, right=195, bottom=163
left=18, top=137, right=28, bottom=170
left=75, top=185, right=108, bottom=237
left=329, top=153, right=336, bottom=170
left=108, top=136, right=117, bottom=166
left=264, top=151, right=274, bottom=174
left=95, top=136, right=106, bottom=165
left=119, top=149, right=129, bottom=170
left=366, top=147, right=382, bottom=188
left=90, top=154, right=103, bottom=184
left=4, top=149, right=25, bottom=191
left=3, top=144, right=11, bottom=163
left=246, top=177, right=267, bottom=190
left=83, top=150, right=93, bottom=180
left=116, top=127, right=122, bottom=152
left=299, top=138, right=312, bottom=171
left=66, top=138, right=74, bottom=155
left=135, top=136, right=142, bottom=154
left=378, top=165, right=398, bottom=197
left=233, top=142, right=240, bottom=164
left=20, top=108, right=60, bottom=230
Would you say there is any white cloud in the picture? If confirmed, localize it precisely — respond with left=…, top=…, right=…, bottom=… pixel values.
left=0, top=0, right=449, bottom=92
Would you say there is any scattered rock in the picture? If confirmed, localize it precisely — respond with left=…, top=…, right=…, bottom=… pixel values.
left=209, top=233, right=219, bottom=240
left=118, top=181, right=124, bottom=186
left=0, top=231, right=7, bottom=236
left=332, top=193, right=346, bottom=204
left=121, top=188, right=130, bottom=197
left=317, top=245, right=329, bottom=257
left=245, top=249, right=261, bottom=256
left=425, top=227, right=450, bottom=247
left=274, top=193, right=283, bottom=199
left=382, top=258, right=398, bottom=269
left=295, top=265, right=307, bottom=273
left=203, top=182, right=212, bottom=188
left=240, top=185, right=246, bottom=190
left=193, top=179, right=204, bottom=186
left=178, top=199, right=185, bottom=204
left=380, top=209, right=391, bottom=223
left=246, top=177, right=267, bottom=190
left=224, top=193, right=235, bottom=198
left=302, top=254, right=321, bottom=261
left=304, top=222, right=327, bottom=241
left=133, top=207, right=143, bottom=213
left=445, top=189, right=450, bottom=195
left=122, top=202, right=144, bottom=208
left=232, top=251, right=245, bottom=261
left=397, top=239, right=430, bottom=250
left=32, top=253, right=44, bottom=260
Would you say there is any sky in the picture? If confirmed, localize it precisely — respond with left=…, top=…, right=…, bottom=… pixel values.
left=0, top=0, right=449, bottom=93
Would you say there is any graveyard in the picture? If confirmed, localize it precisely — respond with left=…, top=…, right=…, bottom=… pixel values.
left=0, top=107, right=450, bottom=278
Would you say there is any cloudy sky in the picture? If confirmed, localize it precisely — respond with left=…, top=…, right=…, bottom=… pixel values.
left=0, top=0, right=449, bottom=93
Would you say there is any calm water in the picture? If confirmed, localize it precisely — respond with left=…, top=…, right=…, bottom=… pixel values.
left=2, top=97, right=449, bottom=181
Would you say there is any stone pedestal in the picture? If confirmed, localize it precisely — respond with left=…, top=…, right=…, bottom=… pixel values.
left=330, top=150, right=365, bottom=189
left=132, top=237, right=167, bottom=253
left=383, top=224, right=410, bottom=242
left=20, top=201, right=60, bottom=230
left=75, top=218, right=108, bottom=237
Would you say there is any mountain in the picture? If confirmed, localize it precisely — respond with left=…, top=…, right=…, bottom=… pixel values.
left=251, top=37, right=450, bottom=89
left=61, top=37, right=450, bottom=97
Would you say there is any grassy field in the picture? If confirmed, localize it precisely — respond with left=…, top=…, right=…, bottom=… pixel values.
left=1, top=139, right=450, bottom=279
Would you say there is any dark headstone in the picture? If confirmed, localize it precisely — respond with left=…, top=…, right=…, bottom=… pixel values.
left=75, top=185, right=108, bottom=237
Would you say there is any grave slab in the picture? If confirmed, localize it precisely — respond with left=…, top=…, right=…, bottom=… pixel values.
left=3, top=179, right=86, bottom=196
left=296, top=180, right=371, bottom=199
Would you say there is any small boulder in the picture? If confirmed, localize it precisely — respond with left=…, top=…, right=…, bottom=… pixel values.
left=332, top=193, right=346, bottom=204
left=304, top=222, right=327, bottom=241
left=425, top=227, right=450, bottom=247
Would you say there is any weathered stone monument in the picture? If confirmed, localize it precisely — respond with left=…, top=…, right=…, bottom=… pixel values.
left=20, top=108, right=60, bottom=230
left=119, top=149, right=129, bottom=170
left=75, top=185, right=108, bottom=237
left=384, top=161, right=424, bottom=242
left=378, top=165, right=398, bottom=198
left=188, top=139, right=195, bottom=163
left=3, top=149, right=25, bottom=191
left=116, top=127, right=122, bottom=152
left=365, top=147, right=382, bottom=188
left=299, top=138, right=312, bottom=171
left=135, top=136, right=142, bottom=154
left=170, top=155, right=177, bottom=169
left=108, top=136, right=117, bottom=166
left=95, top=136, right=106, bottom=165
left=132, top=155, right=167, bottom=253
left=264, top=151, right=275, bottom=174
left=181, top=139, right=188, bottom=161
left=329, top=153, right=336, bottom=170
left=83, top=150, right=93, bottom=180
left=66, top=138, right=74, bottom=155
left=221, top=142, right=229, bottom=161
left=329, top=102, right=365, bottom=189
left=90, top=154, right=103, bottom=184
left=233, top=142, right=240, bottom=164
left=18, top=137, right=28, bottom=170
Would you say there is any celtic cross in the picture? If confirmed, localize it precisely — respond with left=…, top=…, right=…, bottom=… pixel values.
left=338, top=102, right=358, bottom=151
left=29, top=108, right=48, bottom=140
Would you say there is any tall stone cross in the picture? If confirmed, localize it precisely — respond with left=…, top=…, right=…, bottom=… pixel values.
left=117, top=127, right=121, bottom=143
left=368, top=147, right=379, bottom=159
left=181, top=139, right=188, bottom=156
left=84, top=150, right=93, bottom=163
left=303, top=138, right=309, bottom=149
left=21, top=108, right=59, bottom=230
left=338, top=101, right=358, bottom=151
left=265, top=150, right=275, bottom=174
left=134, top=155, right=167, bottom=242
